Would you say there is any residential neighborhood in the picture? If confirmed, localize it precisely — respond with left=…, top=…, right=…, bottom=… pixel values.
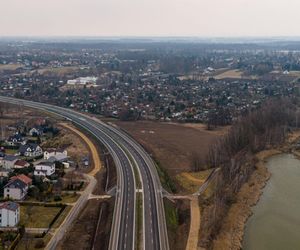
left=0, top=113, right=89, bottom=248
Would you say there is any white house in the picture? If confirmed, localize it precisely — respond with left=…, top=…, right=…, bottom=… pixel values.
left=4, top=179, right=28, bottom=200
left=2, top=155, right=19, bottom=169
left=28, top=127, right=43, bottom=137
left=0, top=202, right=20, bottom=227
left=0, top=152, right=5, bottom=165
left=0, top=168, right=12, bottom=177
left=34, top=162, right=55, bottom=176
left=44, top=149, right=68, bottom=161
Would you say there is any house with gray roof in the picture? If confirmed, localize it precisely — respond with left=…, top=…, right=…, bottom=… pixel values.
left=2, top=155, right=19, bottom=169
left=6, top=133, right=27, bottom=146
left=0, top=201, right=20, bottom=227
left=18, top=143, right=43, bottom=158
left=4, top=179, right=28, bottom=200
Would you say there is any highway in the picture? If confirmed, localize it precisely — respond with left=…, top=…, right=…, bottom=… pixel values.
left=0, top=96, right=136, bottom=250
left=99, top=123, right=170, bottom=250
left=0, top=96, right=169, bottom=250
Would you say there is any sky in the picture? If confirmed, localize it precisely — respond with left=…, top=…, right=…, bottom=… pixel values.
left=1, top=0, right=300, bottom=37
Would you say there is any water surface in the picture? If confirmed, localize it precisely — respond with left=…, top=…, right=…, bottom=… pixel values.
left=243, top=154, right=300, bottom=250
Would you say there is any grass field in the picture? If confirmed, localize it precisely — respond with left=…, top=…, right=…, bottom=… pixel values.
left=52, top=206, right=72, bottom=228
left=176, top=169, right=213, bottom=193
left=20, top=205, right=61, bottom=228
left=60, top=193, right=79, bottom=204
left=16, top=233, right=52, bottom=250
left=164, top=199, right=178, bottom=233
left=4, top=148, right=18, bottom=155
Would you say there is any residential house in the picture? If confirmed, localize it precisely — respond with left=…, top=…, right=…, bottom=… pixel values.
left=34, top=162, right=55, bottom=176
left=10, top=174, right=32, bottom=186
left=44, top=149, right=68, bottom=161
left=28, top=127, right=43, bottom=137
left=47, top=156, right=70, bottom=169
left=2, top=155, right=19, bottom=169
left=0, top=201, right=20, bottom=227
left=19, top=143, right=43, bottom=158
left=6, top=133, right=27, bottom=146
left=0, top=152, right=5, bottom=166
left=4, top=179, right=28, bottom=200
left=13, top=160, right=30, bottom=169
left=0, top=168, right=12, bottom=178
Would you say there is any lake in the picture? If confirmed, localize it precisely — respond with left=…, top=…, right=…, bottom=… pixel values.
left=243, top=154, right=300, bottom=250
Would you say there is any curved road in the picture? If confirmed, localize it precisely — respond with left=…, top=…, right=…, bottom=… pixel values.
left=0, top=96, right=169, bottom=250
left=0, top=96, right=136, bottom=250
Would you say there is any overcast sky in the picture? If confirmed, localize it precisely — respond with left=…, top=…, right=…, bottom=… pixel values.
left=1, top=0, right=300, bottom=37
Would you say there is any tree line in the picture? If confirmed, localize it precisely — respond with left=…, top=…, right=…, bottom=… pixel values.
left=200, top=97, right=300, bottom=248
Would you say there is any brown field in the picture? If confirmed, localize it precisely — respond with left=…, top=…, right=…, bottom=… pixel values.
left=59, top=123, right=102, bottom=176
left=0, top=105, right=52, bottom=140
left=0, top=63, right=23, bottom=71
left=214, top=69, right=243, bottom=79
left=58, top=199, right=114, bottom=250
left=42, top=123, right=90, bottom=167
left=214, top=69, right=258, bottom=80
left=35, top=66, right=81, bottom=76
left=20, top=205, right=61, bottom=228
left=113, top=121, right=227, bottom=176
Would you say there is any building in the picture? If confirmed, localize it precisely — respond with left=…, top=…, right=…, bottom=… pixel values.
left=67, top=76, right=98, bottom=85
left=34, top=162, right=55, bottom=176
left=4, top=179, right=29, bottom=200
left=28, top=127, right=43, bottom=137
left=13, top=160, right=30, bottom=169
left=19, top=143, right=43, bottom=158
left=10, top=174, right=32, bottom=186
left=44, top=149, right=68, bottom=161
left=0, top=168, right=12, bottom=178
left=0, top=201, right=20, bottom=227
left=2, top=155, right=19, bottom=169
left=0, top=152, right=5, bottom=166
left=6, top=133, right=27, bottom=146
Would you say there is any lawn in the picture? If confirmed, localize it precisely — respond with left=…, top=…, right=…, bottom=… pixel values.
left=24, top=193, right=79, bottom=204
left=4, top=148, right=18, bottom=155
left=52, top=205, right=72, bottom=228
left=16, top=233, right=52, bottom=250
left=20, top=205, right=61, bottom=228
left=60, top=193, right=80, bottom=203
left=164, top=198, right=178, bottom=233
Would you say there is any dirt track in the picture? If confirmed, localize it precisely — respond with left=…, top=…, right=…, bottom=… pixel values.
left=186, top=197, right=201, bottom=250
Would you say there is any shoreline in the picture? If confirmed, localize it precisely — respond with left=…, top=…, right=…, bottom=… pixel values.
left=211, top=130, right=300, bottom=250
left=212, top=149, right=280, bottom=250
